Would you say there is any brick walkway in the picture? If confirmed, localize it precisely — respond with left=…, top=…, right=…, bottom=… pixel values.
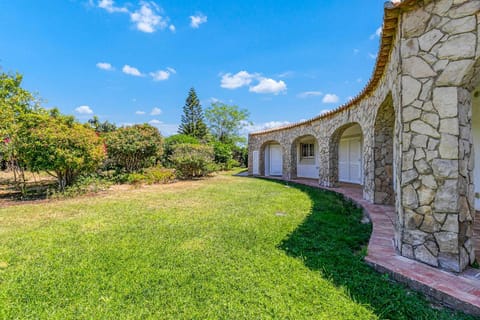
left=262, top=176, right=480, bottom=315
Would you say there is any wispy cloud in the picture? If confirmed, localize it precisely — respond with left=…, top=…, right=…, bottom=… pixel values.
left=190, top=14, right=207, bottom=28
left=130, top=1, right=168, bottom=33
left=149, top=119, right=162, bottom=125
left=368, top=53, right=377, bottom=59
left=322, top=94, right=339, bottom=104
left=277, top=71, right=294, bottom=78
left=98, top=0, right=128, bottom=13
left=148, top=120, right=178, bottom=136
left=135, top=110, right=146, bottom=115
left=150, top=107, right=162, bottom=115
left=122, top=64, right=144, bottom=77
left=75, top=105, right=93, bottom=114
left=243, top=121, right=291, bottom=134
left=249, top=78, right=286, bottom=95
left=297, top=91, right=322, bottom=98
left=96, top=62, right=114, bottom=71
left=96, top=0, right=169, bottom=33
left=369, top=26, right=382, bottom=40
left=169, top=24, right=176, bottom=32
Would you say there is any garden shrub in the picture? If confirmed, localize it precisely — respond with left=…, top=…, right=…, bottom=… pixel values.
left=47, top=175, right=112, bottom=199
left=104, top=124, right=163, bottom=173
left=171, top=143, right=215, bottom=179
left=127, top=167, right=176, bottom=185
left=162, top=134, right=199, bottom=167
left=212, top=142, right=233, bottom=169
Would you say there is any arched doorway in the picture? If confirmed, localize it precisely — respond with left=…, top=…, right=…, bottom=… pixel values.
left=260, top=141, right=283, bottom=177
left=329, top=123, right=363, bottom=186
left=291, top=135, right=319, bottom=179
left=374, top=95, right=395, bottom=205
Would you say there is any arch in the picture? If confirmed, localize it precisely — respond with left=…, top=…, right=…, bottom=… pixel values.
left=373, top=94, right=395, bottom=205
left=329, top=123, right=364, bottom=187
left=259, top=140, right=283, bottom=177
left=290, top=135, right=319, bottom=179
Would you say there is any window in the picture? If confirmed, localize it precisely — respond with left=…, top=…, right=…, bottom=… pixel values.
left=301, top=143, right=315, bottom=158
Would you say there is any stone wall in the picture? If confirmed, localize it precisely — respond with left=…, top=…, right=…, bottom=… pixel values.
left=248, top=0, right=479, bottom=273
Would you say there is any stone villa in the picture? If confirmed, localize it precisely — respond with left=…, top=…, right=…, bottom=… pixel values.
left=248, top=0, right=480, bottom=275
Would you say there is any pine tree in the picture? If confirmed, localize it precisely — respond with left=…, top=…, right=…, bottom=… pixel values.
left=178, top=88, right=208, bottom=139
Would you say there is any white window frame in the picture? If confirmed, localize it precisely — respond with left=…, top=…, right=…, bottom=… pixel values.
left=300, top=143, right=315, bottom=159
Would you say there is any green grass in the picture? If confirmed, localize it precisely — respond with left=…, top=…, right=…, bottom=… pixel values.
left=0, top=173, right=475, bottom=319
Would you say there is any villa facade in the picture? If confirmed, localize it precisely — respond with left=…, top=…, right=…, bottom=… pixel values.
left=248, top=0, right=480, bottom=273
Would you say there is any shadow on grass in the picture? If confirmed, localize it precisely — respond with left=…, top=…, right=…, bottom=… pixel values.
left=262, top=179, right=475, bottom=320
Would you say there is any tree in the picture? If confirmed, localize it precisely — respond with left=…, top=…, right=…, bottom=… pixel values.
left=205, top=102, right=251, bottom=145
left=17, top=112, right=106, bottom=191
left=104, top=124, right=163, bottom=173
left=178, top=88, right=207, bottom=139
left=88, top=115, right=117, bottom=133
left=0, top=71, right=40, bottom=192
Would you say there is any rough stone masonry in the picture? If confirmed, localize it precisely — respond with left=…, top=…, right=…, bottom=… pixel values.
left=248, top=0, right=480, bottom=273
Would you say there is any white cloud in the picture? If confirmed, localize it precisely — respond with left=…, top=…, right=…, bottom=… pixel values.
left=122, top=64, right=144, bottom=77
left=221, top=71, right=256, bottom=89
left=243, top=121, right=291, bottom=134
left=96, top=62, right=114, bottom=71
left=130, top=1, right=168, bottom=33
left=277, top=71, right=294, bottom=78
left=135, top=110, right=146, bottom=115
left=150, top=107, right=162, bottom=115
left=297, top=91, right=323, bottom=98
left=96, top=1, right=170, bottom=34
left=220, top=71, right=287, bottom=94
left=150, top=67, right=176, bottom=81
left=370, top=26, right=382, bottom=40
left=368, top=53, right=378, bottom=59
left=249, top=78, right=287, bottom=95
left=190, top=14, right=207, bottom=28
left=75, top=105, right=93, bottom=115
left=322, top=94, right=339, bottom=104
left=149, top=119, right=162, bottom=125
left=319, top=109, right=332, bottom=115
left=98, top=0, right=128, bottom=13
left=147, top=120, right=178, bottom=136
left=149, top=70, right=170, bottom=81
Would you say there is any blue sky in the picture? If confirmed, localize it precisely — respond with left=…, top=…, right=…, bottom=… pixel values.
left=0, top=0, right=386, bottom=135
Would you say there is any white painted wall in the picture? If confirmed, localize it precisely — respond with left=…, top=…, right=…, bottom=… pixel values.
left=473, top=89, right=480, bottom=210
left=296, top=138, right=319, bottom=179
left=252, top=151, right=259, bottom=175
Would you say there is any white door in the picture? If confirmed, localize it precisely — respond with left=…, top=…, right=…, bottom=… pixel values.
left=339, top=140, right=350, bottom=182
left=349, top=139, right=362, bottom=184
left=252, top=151, right=259, bottom=175
left=269, top=145, right=283, bottom=176
left=338, top=138, right=362, bottom=184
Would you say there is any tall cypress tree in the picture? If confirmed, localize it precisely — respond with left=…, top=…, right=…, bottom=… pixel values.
left=178, top=88, right=207, bottom=139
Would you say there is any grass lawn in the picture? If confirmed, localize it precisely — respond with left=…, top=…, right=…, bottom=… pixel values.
left=0, top=172, right=474, bottom=319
